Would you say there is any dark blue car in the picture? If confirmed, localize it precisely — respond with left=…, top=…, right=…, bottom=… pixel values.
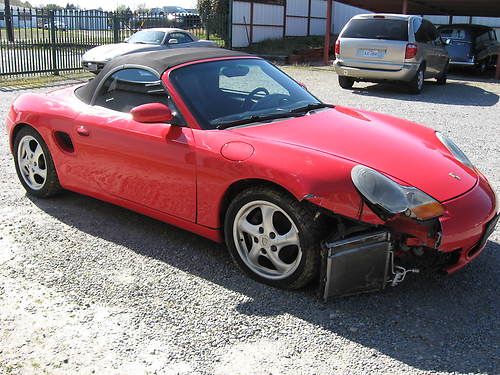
left=438, top=24, right=499, bottom=73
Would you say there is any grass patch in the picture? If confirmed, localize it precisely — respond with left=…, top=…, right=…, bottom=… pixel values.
left=241, top=35, right=333, bottom=56
left=0, top=70, right=93, bottom=91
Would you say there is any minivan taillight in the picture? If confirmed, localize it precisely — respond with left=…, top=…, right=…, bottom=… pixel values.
left=405, top=43, right=418, bottom=59
left=335, top=39, right=341, bottom=56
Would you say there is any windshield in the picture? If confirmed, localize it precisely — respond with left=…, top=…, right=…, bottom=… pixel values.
left=169, top=59, right=323, bottom=130
left=127, top=30, right=165, bottom=45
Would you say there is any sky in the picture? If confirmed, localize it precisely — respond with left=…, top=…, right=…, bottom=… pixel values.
left=33, top=0, right=197, bottom=11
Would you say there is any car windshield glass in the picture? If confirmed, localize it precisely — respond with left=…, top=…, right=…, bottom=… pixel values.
left=169, top=59, right=324, bottom=130
left=439, top=28, right=470, bottom=41
left=343, top=18, right=409, bottom=41
left=127, top=30, right=165, bottom=44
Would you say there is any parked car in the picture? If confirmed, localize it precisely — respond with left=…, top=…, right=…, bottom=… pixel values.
left=6, top=48, right=498, bottom=298
left=42, top=21, right=67, bottom=31
left=438, top=24, right=500, bottom=73
left=333, top=14, right=449, bottom=94
left=134, top=6, right=201, bottom=29
left=81, top=28, right=217, bottom=73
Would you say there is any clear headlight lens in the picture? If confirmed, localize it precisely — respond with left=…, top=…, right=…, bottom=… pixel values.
left=436, top=132, right=474, bottom=169
left=351, top=165, right=444, bottom=220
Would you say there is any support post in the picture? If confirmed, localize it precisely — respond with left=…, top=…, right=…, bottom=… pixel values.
left=112, top=13, right=120, bottom=43
left=402, top=0, right=408, bottom=15
left=323, top=0, right=332, bottom=65
left=448, top=15, right=453, bottom=24
left=4, top=0, right=14, bottom=42
left=495, top=54, right=500, bottom=80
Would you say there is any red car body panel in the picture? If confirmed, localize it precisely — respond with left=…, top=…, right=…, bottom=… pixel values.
left=5, top=56, right=498, bottom=274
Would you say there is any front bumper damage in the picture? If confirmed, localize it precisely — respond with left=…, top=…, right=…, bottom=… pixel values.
left=319, top=205, right=498, bottom=301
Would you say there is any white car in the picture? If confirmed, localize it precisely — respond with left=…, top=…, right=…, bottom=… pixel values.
left=81, top=28, right=218, bottom=73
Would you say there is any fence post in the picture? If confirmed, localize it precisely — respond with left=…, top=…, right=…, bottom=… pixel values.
left=227, top=0, right=233, bottom=48
left=4, top=1, right=14, bottom=42
left=113, top=13, right=120, bottom=43
left=49, top=10, right=59, bottom=76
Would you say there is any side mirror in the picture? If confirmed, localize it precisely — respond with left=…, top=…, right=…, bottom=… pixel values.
left=168, top=38, right=179, bottom=44
left=443, top=38, right=451, bottom=45
left=131, top=103, right=174, bottom=123
left=124, top=37, right=130, bottom=42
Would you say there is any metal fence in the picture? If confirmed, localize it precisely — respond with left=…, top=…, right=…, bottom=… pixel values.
left=0, top=8, right=229, bottom=77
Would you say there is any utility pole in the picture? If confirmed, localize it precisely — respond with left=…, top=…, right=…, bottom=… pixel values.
left=4, top=0, right=14, bottom=42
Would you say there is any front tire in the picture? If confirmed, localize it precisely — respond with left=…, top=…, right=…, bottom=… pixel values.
left=338, top=76, right=355, bottom=89
left=224, top=187, right=322, bottom=290
left=13, top=127, right=62, bottom=198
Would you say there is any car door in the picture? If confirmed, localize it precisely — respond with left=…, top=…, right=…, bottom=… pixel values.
left=72, top=67, right=197, bottom=222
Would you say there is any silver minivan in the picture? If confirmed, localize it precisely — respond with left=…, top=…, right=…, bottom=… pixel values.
left=333, top=14, right=450, bottom=94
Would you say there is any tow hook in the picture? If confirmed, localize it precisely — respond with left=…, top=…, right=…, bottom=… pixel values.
left=387, top=252, right=420, bottom=287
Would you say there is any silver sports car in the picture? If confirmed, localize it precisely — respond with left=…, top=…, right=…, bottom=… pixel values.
left=81, top=28, right=218, bottom=73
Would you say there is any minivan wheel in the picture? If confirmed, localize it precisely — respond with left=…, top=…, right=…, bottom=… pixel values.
left=224, top=187, right=323, bottom=290
left=408, top=66, right=425, bottom=94
left=436, top=73, right=447, bottom=85
left=338, top=76, right=355, bottom=89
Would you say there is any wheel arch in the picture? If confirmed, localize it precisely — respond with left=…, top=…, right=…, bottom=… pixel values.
left=10, top=123, right=35, bottom=153
left=219, top=178, right=300, bottom=231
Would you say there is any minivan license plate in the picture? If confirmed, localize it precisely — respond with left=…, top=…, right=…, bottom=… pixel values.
left=361, top=49, right=382, bottom=58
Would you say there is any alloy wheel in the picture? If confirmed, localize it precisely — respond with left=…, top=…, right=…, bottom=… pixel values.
left=17, top=135, right=47, bottom=190
left=233, top=200, right=302, bottom=280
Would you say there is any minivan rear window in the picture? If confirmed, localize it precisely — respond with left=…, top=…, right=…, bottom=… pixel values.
left=342, top=19, right=409, bottom=41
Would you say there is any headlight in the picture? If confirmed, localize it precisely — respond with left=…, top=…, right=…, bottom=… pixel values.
left=436, top=132, right=474, bottom=169
left=351, top=165, right=444, bottom=220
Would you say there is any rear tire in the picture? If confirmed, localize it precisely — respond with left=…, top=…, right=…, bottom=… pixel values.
left=408, top=65, right=425, bottom=94
left=13, top=126, right=62, bottom=198
left=338, top=76, right=355, bottom=89
left=224, top=187, right=323, bottom=290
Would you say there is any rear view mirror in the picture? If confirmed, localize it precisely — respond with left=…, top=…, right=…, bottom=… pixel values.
left=131, top=103, right=174, bottom=123
left=168, top=38, right=179, bottom=44
left=221, top=65, right=250, bottom=78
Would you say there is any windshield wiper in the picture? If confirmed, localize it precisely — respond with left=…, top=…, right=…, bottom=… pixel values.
left=290, top=103, right=334, bottom=114
left=216, top=112, right=303, bottom=130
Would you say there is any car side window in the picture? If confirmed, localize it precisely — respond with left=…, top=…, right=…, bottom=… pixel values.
left=413, top=18, right=427, bottom=43
left=423, top=21, right=438, bottom=43
left=94, top=68, right=171, bottom=113
left=168, top=32, right=193, bottom=44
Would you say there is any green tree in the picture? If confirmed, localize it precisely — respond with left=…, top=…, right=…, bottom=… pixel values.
left=197, top=0, right=229, bottom=44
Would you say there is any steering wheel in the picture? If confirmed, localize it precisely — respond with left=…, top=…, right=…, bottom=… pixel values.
left=251, top=94, right=291, bottom=111
left=244, top=87, right=269, bottom=109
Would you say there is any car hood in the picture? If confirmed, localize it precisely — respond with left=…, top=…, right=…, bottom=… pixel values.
left=230, top=106, right=477, bottom=202
left=82, top=43, right=162, bottom=62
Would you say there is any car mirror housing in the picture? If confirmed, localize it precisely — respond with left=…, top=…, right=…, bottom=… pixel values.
left=443, top=38, right=451, bottom=45
left=130, top=103, right=175, bottom=123
left=168, top=38, right=179, bottom=44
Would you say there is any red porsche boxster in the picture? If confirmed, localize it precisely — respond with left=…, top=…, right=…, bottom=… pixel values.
left=6, top=48, right=498, bottom=298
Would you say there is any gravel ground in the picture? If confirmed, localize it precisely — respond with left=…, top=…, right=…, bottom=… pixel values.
left=0, top=69, right=499, bottom=375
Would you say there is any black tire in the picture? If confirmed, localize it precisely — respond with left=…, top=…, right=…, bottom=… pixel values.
left=338, top=75, right=355, bottom=89
left=13, top=126, right=62, bottom=198
left=224, top=187, right=323, bottom=290
left=408, top=65, right=425, bottom=94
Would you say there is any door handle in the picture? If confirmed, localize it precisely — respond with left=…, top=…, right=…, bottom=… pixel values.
left=76, top=125, right=90, bottom=136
